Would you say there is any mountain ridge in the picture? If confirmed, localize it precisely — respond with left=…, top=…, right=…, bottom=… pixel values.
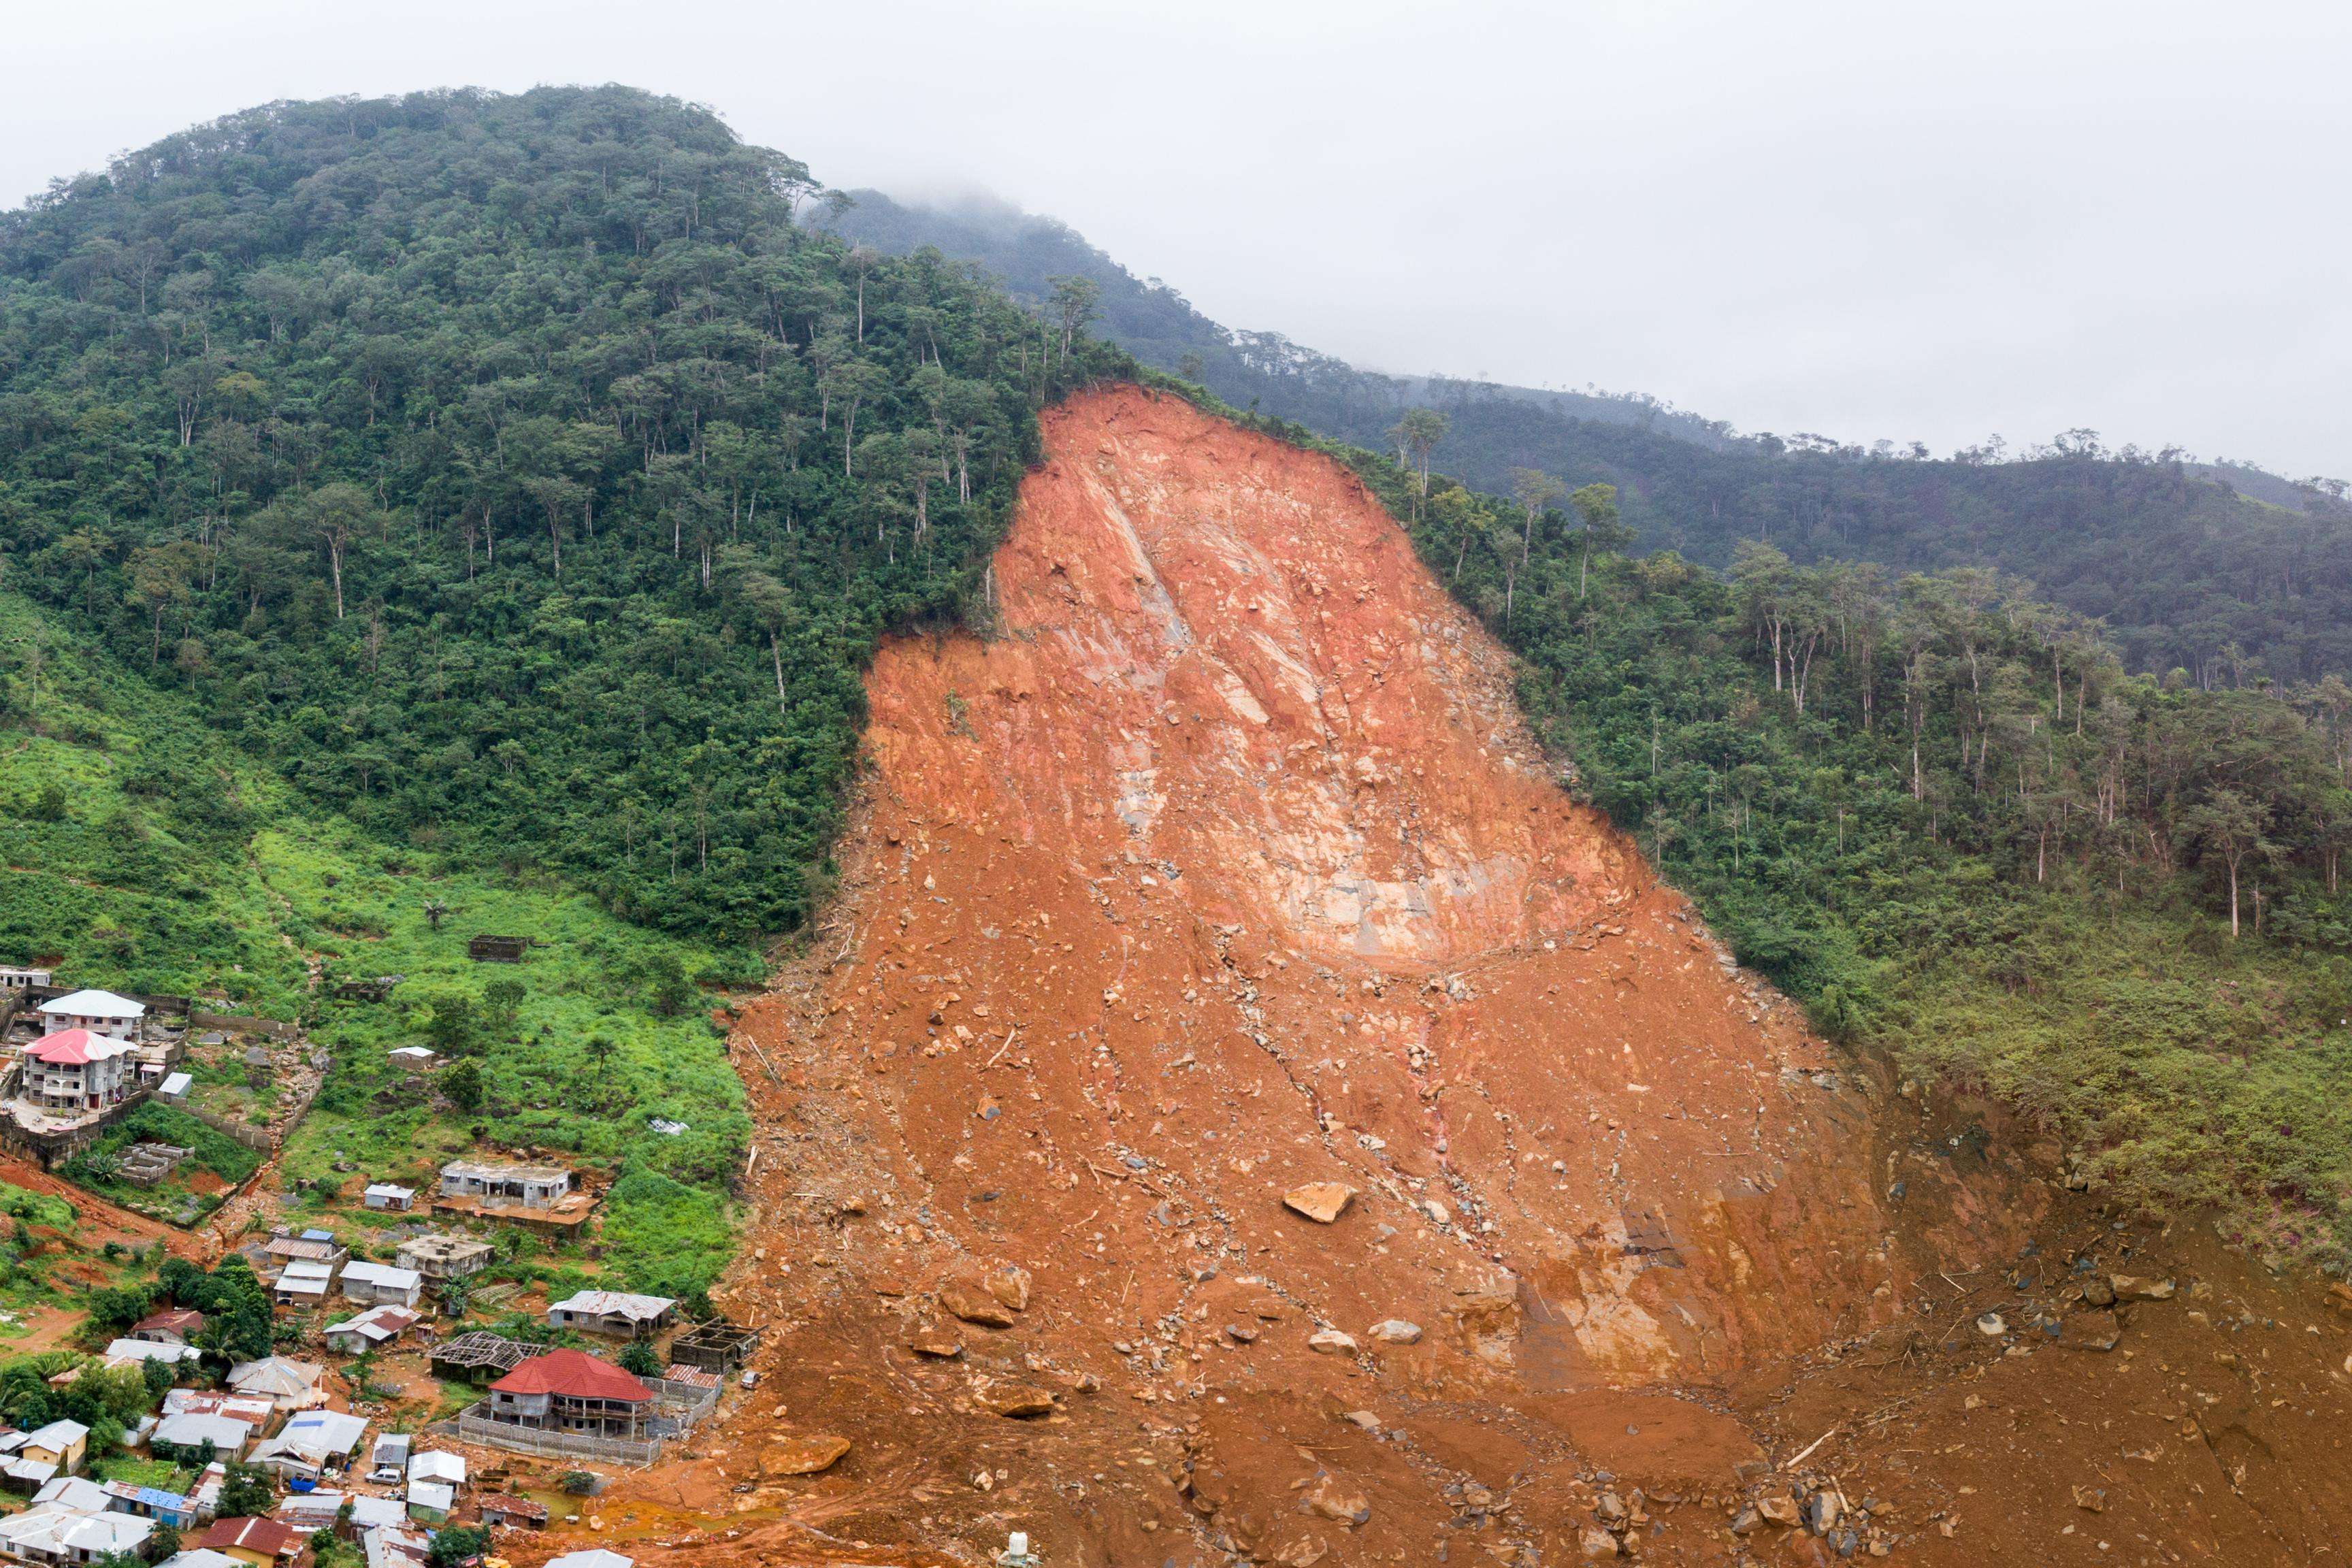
left=825, top=187, right=2352, bottom=684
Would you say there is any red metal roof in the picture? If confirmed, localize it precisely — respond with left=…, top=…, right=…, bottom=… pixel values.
left=200, top=1517, right=306, bottom=1556
left=133, top=1308, right=205, bottom=1333
left=26, top=1030, right=107, bottom=1065
left=489, top=1348, right=653, bottom=1403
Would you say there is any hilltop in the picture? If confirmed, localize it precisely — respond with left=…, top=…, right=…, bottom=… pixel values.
left=826, top=189, right=2352, bottom=684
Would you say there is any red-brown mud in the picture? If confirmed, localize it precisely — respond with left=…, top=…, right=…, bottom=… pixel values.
left=565, top=388, right=2352, bottom=1568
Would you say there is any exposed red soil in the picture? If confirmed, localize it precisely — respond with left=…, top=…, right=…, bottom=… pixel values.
left=560, top=388, right=2352, bottom=1568
left=0, top=1152, right=208, bottom=1258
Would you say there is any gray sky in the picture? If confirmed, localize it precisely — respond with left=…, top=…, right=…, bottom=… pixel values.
left=8, top=0, right=2349, bottom=479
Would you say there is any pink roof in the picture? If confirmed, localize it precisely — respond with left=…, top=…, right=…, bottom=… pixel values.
left=26, top=1030, right=114, bottom=1066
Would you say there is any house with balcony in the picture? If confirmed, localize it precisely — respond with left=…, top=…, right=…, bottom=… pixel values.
left=17, top=1032, right=134, bottom=1113
left=479, top=1350, right=653, bottom=1439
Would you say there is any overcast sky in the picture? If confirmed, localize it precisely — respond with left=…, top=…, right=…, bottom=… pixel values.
left=7, top=1, right=2348, bottom=478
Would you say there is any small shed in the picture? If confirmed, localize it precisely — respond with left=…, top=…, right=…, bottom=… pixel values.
left=323, top=1305, right=420, bottom=1354
left=466, top=935, right=529, bottom=963
left=478, top=1494, right=549, bottom=1531
left=362, top=1183, right=416, bottom=1211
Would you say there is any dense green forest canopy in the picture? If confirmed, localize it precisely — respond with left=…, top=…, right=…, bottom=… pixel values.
left=0, top=86, right=1125, bottom=941
left=833, top=192, right=2352, bottom=687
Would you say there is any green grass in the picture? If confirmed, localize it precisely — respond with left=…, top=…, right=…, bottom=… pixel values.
left=0, top=589, right=752, bottom=1296
left=0, top=1183, right=82, bottom=1330
left=62, top=1104, right=263, bottom=1219
left=87, top=1455, right=188, bottom=1490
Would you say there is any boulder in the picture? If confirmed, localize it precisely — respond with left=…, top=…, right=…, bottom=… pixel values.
left=985, top=1264, right=1032, bottom=1311
left=2062, top=1309, right=2122, bottom=1352
left=910, top=1323, right=964, bottom=1358
left=760, top=1434, right=851, bottom=1476
left=1974, top=1312, right=2007, bottom=1337
left=1273, top=1539, right=1329, bottom=1567
left=1578, top=1526, right=1622, bottom=1558
left=1367, top=1318, right=1422, bottom=1345
left=1224, top=1323, right=1260, bottom=1344
left=2080, top=1277, right=2117, bottom=1308
left=940, top=1278, right=1017, bottom=1328
left=1308, top=1329, right=1359, bottom=1355
left=975, top=1379, right=1056, bottom=1418
left=1285, top=1183, right=1358, bottom=1224
left=2111, top=1275, right=2176, bottom=1301
left=1303, top=1474, right=1370, bottom=1526
left=1756, top=1495, right=1801, bottom=1527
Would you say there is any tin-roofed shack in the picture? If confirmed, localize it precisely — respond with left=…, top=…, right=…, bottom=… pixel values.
left=429, top=1333, right=532, bottom=1384
left=466, top=936, right=528, bottom=962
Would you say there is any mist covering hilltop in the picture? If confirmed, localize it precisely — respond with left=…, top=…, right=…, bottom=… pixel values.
left=823, top=187, right=2352, bottom=685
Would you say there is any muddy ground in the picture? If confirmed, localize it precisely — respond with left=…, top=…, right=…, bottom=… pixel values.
left=510, top=388, right=2352, bottom=1568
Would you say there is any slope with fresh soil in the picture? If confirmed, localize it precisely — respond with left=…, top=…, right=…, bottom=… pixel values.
left=569, top=388, right=2352, bottom=1568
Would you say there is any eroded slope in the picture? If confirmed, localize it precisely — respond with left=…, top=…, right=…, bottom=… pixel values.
left=581, top=389, right=2352, bottom=1568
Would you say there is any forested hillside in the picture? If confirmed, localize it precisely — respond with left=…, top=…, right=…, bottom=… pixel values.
left=0, top=585, right=746, bottom=1297
left=1168, top=382, right=2352, bottom=1268
left=834, top=191, right=2352, bottom=686
left=0, top=88, right=1124, bottom=941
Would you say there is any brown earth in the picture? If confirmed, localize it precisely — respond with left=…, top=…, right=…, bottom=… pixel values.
left=566, top=388, right=2352, bottom=1568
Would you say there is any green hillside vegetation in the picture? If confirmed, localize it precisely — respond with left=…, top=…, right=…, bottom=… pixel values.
left=837, top=192, right=2352, bottom=686
left=1150, top=375, right=2352, bottom=1272
left=0, top=584, right=748, bottom=1289
left=0, top=86, right=1123, bottom=943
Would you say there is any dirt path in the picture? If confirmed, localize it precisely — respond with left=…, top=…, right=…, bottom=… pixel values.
left=549, top=388, right=2352, bottom=1568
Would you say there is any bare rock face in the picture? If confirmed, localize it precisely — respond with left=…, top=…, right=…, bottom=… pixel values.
left=759, top=1434, right=851, bottom=1476
left=1283, top=1183, right=1358, bottom=1224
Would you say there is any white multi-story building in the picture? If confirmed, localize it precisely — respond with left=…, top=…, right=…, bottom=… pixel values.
left=19, top=1032, right=134, bottom=1112
left=35, top=989, right=145, bottom=1040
